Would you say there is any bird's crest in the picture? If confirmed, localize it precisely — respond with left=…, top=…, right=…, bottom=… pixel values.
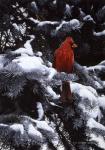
left=60, top=36, right=74, bottom=49
left=65, top=37, right=74, bottom=44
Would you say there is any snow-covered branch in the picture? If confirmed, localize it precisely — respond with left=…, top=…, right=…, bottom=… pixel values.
left=93, top=30, right=105, bottom=37
left=0, top=115, right=58, bottom=149
left=28, top=17, right=81, bottom=36
left=74, top=61, right=104, bottom=89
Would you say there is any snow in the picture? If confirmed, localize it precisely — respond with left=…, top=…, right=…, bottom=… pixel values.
left=83, top=15, right=95, bottom=23
left=12, top=54, right=47, bottom=73
left=87, top=63, right=105, bottom=74
left=87, top=65, right=103, bottom=71
left=18, top=23, right=26, bottom=35
left=28, top=124, right=43, bottom=139
left=86, top=86, right=98, bottom=96
left=31, top=1, right=37, bottom=7
left=12, top=35, right=35, bottom=56
left=12, top=52, right=56, bottom=81
left=40, top=144, right=48, bottom=150
left=53, top=0, right=56, bottom=5
left=49, top=102, right=63, bottom=108
left=99, top=60, right=105, bottom=65
left=31, top=1, right=38, bottom=13
left=38, top=21, right=58, bottom=26
left=12, top=46, right=33, bottom=56
left=24, top=35, right=35, bottom=50
left=12, top=23, right=20, bottom=31
left=79, top=88, right=95, bottom=100
left=36, top=102, right=44, bottom=120
left=79, top=102, right=101, bottom=119
left=89, top=133, right=105, bottom=149
left=0, top=124, right=8, bottom=127
left=56, top=21, right=65, bottom=31
left=94, top=81, right=102, bottom=89
left=86, top=108, right=105, bottom=149
left=10, top=124, right=24, bottom=135
left=46, top=61, right=52, bottom=67
left=56, top=19, right=80, bottom=31
left=35, top=120, right=59, bottom=144
left=36, top=51, right=43, bottom=57
left=87, top=118, right=105, bottom=131
left=71, top=82, right=98, bottom=101
left=46, top=86, right=60, bottom=99
left=69, top=19, right=81, bottom=30
left=47, top=68, right=57, bottom=80
left=80, top=8, right=86, bottom=18
left=65, top=4, right=71, bottom=17
left=29, top=17, right=58, bottom=26
left=22, top=116, right=56, bottom=135
left=29, top=18, right=40, bottom=24
left=93, top=30, right=105, bottom=37
left=35, top=120, right=54, bottom=133
left=0, top=55, right=5, bottom=69
left=71, top=82, right=101, bottom=119
left=98, top=96, right=105, bottom=109
left=19, top=7, right=25, bottom=13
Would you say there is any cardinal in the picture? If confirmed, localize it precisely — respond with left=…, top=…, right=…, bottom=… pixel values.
left=53, top=37, right=77, bottom=104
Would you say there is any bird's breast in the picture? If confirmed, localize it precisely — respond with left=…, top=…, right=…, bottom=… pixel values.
left=54, top=49, right=74, bottom=73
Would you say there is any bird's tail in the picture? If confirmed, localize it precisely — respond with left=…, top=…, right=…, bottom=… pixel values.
left=60, top=81, right=73, bottom=104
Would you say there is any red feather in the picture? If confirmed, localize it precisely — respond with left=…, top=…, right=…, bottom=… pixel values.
left=53, top=37, right=77, bottom=104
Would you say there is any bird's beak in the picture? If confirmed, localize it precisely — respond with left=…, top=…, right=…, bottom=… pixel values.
left=72, top=43, right=78, bottom=48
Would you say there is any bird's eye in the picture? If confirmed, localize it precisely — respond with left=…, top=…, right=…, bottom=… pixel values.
left=71, top=43, right=74, bottom=46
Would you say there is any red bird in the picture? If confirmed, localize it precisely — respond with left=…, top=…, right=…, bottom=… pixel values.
left=53, top=37, right=77, bottom=104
